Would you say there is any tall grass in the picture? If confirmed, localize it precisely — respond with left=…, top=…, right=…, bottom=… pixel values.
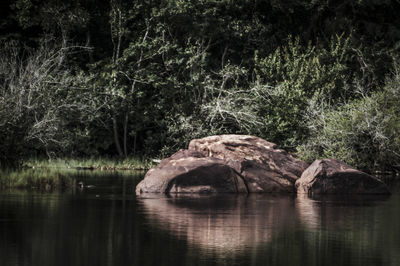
left=23, top=156, right=156, bottom=171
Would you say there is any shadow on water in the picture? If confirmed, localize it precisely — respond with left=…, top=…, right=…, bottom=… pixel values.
left=0, top=170, right=399, bottom=266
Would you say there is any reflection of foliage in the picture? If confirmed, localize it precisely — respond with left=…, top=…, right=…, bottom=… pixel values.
left=0, top=166, right=145, bottom=189
left=0, top=168, right=72, bottom=189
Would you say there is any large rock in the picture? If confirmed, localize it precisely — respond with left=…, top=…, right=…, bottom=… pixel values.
left=295, top=159, right=391, bottom=195
left=188, top=135, right=309, bottom=193
left=135, top=149, right=248, bottom=194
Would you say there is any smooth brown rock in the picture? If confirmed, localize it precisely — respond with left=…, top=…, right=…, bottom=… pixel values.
left=157, top=149, right=204, bottom=168
left=188, top=135, right=309, bottom=193
left=135, top=149, right=247, bottom=194
left=295, top=159, right=391, bottom=195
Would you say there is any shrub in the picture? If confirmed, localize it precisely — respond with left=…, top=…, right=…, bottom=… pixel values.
left=253, top=35, right=354, bottom=148
left=0, top=39, right=96, bottom=165
left=299, top=69, right=400, bottom=173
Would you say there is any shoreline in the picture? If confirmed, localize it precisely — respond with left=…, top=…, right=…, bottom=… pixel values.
left=0, top=157, right=152, bottom=189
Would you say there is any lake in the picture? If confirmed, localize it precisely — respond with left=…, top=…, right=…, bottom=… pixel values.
left=0, top=170, right=399, bottom=266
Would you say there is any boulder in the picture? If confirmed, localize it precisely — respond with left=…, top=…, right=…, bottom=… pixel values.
left=188, top=135, right=309, bottom=193
left=295, top=159, right=391, bottom=195
left=135, top=149, right=248, bottom=194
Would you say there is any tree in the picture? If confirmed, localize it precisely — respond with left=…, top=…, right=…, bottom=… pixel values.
left=253, top=35, right=353, bottom=149
left=0, top=39, right=98, bottom=165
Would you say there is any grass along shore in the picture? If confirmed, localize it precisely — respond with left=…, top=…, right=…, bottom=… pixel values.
left=23, top=156, right=156, bottom=171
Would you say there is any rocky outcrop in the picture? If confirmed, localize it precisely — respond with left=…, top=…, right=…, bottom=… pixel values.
left=188, top=135, right=309, bottom=193
left=136, top=135, right=391, bottom=195
left=136, top=135, right=309, bottom=194
left=135, top=149, right=247, bottom=194
left=295, top=159, right=391, bottom=195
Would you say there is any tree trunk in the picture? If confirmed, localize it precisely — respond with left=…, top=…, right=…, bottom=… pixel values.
left=113, top=116, right=123, bottom=157
left=133, top=133, right=137, bottom=157
left=123, top=113, right=128, bottom=158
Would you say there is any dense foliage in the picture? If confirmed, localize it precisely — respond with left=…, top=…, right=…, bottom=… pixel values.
left=1, top=0, right=400, bottom=172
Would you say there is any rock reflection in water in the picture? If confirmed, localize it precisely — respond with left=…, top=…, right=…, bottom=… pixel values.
left=296, top=194, right=391, bottom=230
left=138, top=194, right=297, bottom=253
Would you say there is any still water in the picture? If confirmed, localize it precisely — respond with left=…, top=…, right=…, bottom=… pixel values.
left=0, top=170, right=399, bottom=266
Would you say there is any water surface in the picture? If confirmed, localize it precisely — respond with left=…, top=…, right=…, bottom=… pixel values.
left=0, top=170, right=399, bottom=266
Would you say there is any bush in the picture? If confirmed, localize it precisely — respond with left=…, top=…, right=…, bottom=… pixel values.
left=159, top=64, right=261, bottom=156
left=299, top=68, right=400, bottom=173
left=159, top=36, right=357, bottom=154
left=0, top=39, right=96, bottom=165
left=253, top=35, right=354, bottom=148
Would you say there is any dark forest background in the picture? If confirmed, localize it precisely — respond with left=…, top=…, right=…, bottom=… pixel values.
left=1, top=0, right=400, bottom=173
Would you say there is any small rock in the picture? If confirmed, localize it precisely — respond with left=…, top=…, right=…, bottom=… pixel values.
left=295, top=159, right=391, bottom=195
